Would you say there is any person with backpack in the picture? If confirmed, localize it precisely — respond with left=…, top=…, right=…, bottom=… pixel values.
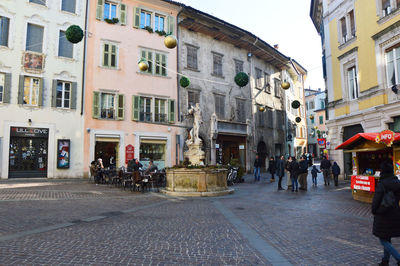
left=331, top=162, right=341, bottom=186
left=311, top=165, right=321, bottom=186
left=372, top=159, right=400, bottom=266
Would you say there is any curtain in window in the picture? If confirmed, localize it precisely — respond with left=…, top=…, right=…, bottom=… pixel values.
left=26, top=24, right=44, bottom=53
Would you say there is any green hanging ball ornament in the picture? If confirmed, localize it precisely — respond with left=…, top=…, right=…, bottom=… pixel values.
left=295, top=117, right=301, bottom=123
left=180, top=76, right=190, bottom=88
left=291, top=100, right=300, bottom=109
left=65, top=25, right=84, bottom=44
left=234, top=72, right=249, bottom=87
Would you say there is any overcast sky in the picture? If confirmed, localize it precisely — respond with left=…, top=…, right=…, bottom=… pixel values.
left=176, top=0, right=325, bottom=90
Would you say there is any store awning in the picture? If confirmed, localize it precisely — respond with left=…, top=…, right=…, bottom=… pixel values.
left=335, top=133, right=400, bottom=150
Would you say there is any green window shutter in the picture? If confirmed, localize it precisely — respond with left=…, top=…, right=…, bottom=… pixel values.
left=119, top=4, right=127, bottom=25
left=71, top=82, right=77, bottom=109
left=168, top=99, right=175, bottom=123
left=3, top=73, right=11, bottom=103
left=38, top=78, right=43, bottom=107
left=96, top=0, right=104, bottom=20
left=116, top=94, right=124, bottom=120
left=18, top=75, right=24, bottom=104
left=92, top=91, right=100, bottom=118
left=132, top=95, right=139, bottom=121
left=167, top=16, right=174, bottom=35
left=133, top=7, right=140, bottom=28
left=51, top=79, right=57, bottom=107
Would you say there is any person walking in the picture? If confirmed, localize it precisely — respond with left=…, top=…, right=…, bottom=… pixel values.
left=276, top=155, right=285, bottom=190
left=298, top=156, right=309, bottom=190
left=311, top=165, right=321, bottom=186
left=320, top=155, right=332, bottom=186
left=331, top=162, right=341, bottom=186
left=268, top=156, right=276, bottom=182
left=254, top=154, right=262, bottom=182
left=287, top=156, right=299, bottom=192
left=372, top=160, right=400, bottom=266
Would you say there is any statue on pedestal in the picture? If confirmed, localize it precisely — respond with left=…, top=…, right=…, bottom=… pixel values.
left=185, top=103, right=205, bottom=165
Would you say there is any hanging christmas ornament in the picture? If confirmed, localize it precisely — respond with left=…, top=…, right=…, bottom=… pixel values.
left=65, top=25, right=84, bottom=44
left=259, top=106, right=265, bottom=112
left=295, top=117, right=301, bottom=123
left=164, top=35, right=177, bottom=49
left=138, top=60, right=149, bottom=71
left=291, top=100, right=300, bottom=109
left=180, top=76, right=190, bottom=88
left=281, top=81, right=290, bottom=90
left=234, top=72, right=249, bottom=87
left=309, top=114, right=314, bottom=120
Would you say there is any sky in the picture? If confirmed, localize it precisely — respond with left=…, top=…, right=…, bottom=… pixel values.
left=176, top=0, right=325, bottom=90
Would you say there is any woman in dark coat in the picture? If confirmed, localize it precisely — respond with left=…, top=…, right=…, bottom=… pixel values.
left=331, top=162, right=341, bottom=186
left=372, top=160, right=400, bottom=266
left=268, top=157, right=276, bottom=182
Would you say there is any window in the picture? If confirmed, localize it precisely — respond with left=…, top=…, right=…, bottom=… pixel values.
left=349, top=10, right=355, bottom=38
left=103, top=43, right=118, bottom=68
left=212, top=53, right=223, bottom=77
left=155, top=14, right=165, bottom=32
left=92, top=92, right=124, bottom=120
left=266, top=109, right=273, bottom=128
left=347, top=66, right=359, bottom=99
left=0, top=73, right=4, bottom=102
left=29, top=0, right=45, bottom=5
left=382, top=0, right=392, bottom=16
left=319, top=115, right=324, bottom=124
left=155, top=53, right=167, bottom=76
left=236, top=99, right=246, bottom=122
left=0, top=16, right=9, bottom=47
left=140, top=97, right=152, bottom=122
left=104, top=1, right=117, bottom=20
left=258, top=111, right=265, bottom=127
left=264, top=73, right=271, bottom=93
left=59, top=31, right=73, bottom=58
left=309, top=100, right=315, bottom=110
left=214, top=94, right=225, bottom=119
left=56, top=81, right=70, bottom=108
left=311, top=117, right=314, bottom=124
left=386, top=45, right=400, bottom=87
left=61, top=0, right=76, bottom=13
left=187, top=45, right=198, bottom=70
left=339, top=10, right=356, bottom=44
left=340, top=17, right=347, bottom=43
left=141, top=50, right=167, bottom=76
left=320, top=99, right=325, bottom=109
left=274, top=78, right=280, bottom=97
left=255, top=68, right=263, bottom=88
left=26, top=23, right=44, bottom=53
left=155, top=98, right=167, bottom=123
left=388, top=116, right=400, bottom=132
left=140, top=10, right=151, bottom=29
left=23, top=76, right=41, bottom=106
left=188, top=90, right=200, bottom=107
left=235, top=60, right=243, bottom=74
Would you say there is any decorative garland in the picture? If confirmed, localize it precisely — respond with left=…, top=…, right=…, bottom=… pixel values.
left=65, top=25, right=84, bottom=44
left=180, top=76, right=190, bottom=88
left=234, top=72, right=249, bottom=87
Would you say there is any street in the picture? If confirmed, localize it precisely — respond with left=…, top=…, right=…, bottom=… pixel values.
left=0, top=172, right=392, bottom=265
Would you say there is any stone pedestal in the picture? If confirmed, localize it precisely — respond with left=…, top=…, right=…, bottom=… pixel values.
left=184, top=143, right=205, bottom=165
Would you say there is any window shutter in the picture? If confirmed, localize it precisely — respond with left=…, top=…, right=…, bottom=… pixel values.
left=92, top=91, right=100, bottom=118
left=18, top=75, right=24, bottom=104
left=96, top=0, right=104, bottom=20
left=38, top=78, right=43, bottom=107
left=3, top=73, right=11, bottom=103
left=71, top=82, right=77, bottom=109
left=119, top=4, right=127, bottom=25
left=132, top=95, right=139, bottom=121
left=134, top=8, right=140, bottom=28
left=117, top=94, right=124, bottom=120
left=167, top=16, right=174, bottom=35
left=51, top=79, right=57, bottom=107
left=168, top=99, right=175, bottom=123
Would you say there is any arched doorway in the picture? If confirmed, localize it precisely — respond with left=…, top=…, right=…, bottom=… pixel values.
left=257, top=141, right=267, bottom=169
left=342, top=124, right=364, bottom=178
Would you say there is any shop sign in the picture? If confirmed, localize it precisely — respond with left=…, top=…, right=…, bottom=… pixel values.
left=375, top=130, right=395, bottom=147
left=317, top=138, right=326, bottom=148
left=351, top=175, right=375, bottom=192
left=125, top=144, right=134, bottom=164
left=239, top=145, right=245, bottom=150
left=10, top=127, right=49, bottom=138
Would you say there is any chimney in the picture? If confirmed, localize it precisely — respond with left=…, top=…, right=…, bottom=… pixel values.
left=274, top=44, right=279, bottom=49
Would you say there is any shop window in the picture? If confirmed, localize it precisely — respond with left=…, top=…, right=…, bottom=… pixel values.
left=234, top=59, right=243, bottom=74
left=102, top=42, right=118, bottom=68
left=154, top=14, right=165, bottom=32
left=236, top=98, right=246, bottom=123
left=188, top=90, right=200, bottom=107
left=26, top=23, right=44, bottom=53
left=21, top=76, right=42, bottom=106
left=385, top=44, right=400, bottom=87
left=155, top=98, right=167, bottom=123
left=214, top=94, right=225, bottom=119
left=92, top=91, right=124, bottom=120
left=187, top=45, right=198, bottom=70
left=58, top=30, right=73, bottom=58
left=139, top=142, right=166, bottom=170
left=0, top=16, right=9, bottom=47
left=212, top=52, right=223, bottom=77
left=61, top=0, right=76, bottom=13
left=255, top=68, right=263, bottom=88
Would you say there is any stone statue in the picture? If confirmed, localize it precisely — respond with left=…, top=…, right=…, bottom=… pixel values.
left=184, top=103, right=205, bottom=165
left=187, top=103, right=202, bottom=145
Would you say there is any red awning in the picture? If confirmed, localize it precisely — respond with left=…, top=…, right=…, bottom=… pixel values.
left=335, top=133, right=400, bottom=150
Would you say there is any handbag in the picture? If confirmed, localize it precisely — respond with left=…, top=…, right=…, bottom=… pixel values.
left=377, top=184, right=398, bottom=214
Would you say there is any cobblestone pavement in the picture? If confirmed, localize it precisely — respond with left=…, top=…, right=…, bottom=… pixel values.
left=0, top=172, right=396, bottom=265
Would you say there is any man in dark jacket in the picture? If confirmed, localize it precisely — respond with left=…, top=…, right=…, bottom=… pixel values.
left=320, top=156, right=332, bottom=186
left=372, top=159, right=400, bottom=266
left=331, top=162, right=341, bottom=186
left=254, top=154, right=262, bottom=182
left=298, top=156, right=309, bottom=190
left=287, top=157, right=299, bottom=192
left=268, top=156, right=276, bottom=182
left=276, top=155, right=285, bottom=190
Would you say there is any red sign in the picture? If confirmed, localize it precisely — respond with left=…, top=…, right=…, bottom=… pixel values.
left=375, top=130, right=395, bottom=147
left=317, top=138, right=326, bottom=148
left=351, top=175, right=375, bottom=192
left=125, top=145, right=134, bottom=164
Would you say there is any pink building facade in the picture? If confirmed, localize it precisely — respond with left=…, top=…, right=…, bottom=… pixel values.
left=84, top=0, right=180, bottom=175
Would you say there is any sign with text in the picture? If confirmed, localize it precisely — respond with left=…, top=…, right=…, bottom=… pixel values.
left=125, top=144, right=134, bottom=164
left=375, top=130, right=395, bottom=147
left=351, top=175, right=375, bottom=192
left=10, top=127, right=49, bottom=138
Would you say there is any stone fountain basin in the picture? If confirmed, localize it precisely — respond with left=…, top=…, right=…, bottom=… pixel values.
left=161, top=168, right=234, bottom=197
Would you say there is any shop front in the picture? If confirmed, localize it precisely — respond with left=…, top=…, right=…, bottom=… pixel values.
left=95, top=135, right=120, bottom=169
left=139, top=139, right=166, bottom=170
left=216, top=135, right=246, bottom=168
left=8, top=126, right=49, bottom=178
left=336, top=130, right=400, bottom=203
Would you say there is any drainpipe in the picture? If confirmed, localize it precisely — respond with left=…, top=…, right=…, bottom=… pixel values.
left=80, top=0, right=89, bottom=116
left=176, top=7, right=184, bottom=165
